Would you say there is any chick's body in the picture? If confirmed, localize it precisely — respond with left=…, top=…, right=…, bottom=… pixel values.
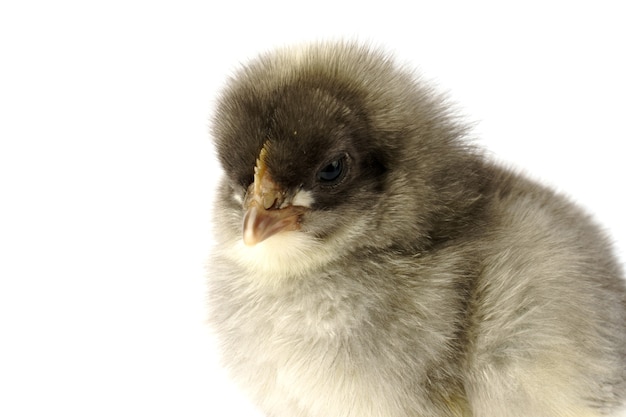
left=209, top=43, right=626, bottom=417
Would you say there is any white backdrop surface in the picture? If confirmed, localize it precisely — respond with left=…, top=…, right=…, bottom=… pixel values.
left=1, top=1, right=624, bottom=416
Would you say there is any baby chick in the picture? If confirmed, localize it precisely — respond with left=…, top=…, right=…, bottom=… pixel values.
left=208, top=42, right=626, bottom=417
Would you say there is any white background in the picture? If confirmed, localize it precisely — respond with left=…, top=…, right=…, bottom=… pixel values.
left=1, top=1, right=624, bottom=416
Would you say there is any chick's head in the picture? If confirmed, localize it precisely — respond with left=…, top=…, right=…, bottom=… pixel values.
left=211, top=43, right=479, bottom=279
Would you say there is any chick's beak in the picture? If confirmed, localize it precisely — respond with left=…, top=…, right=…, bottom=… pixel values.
left=242, top=148, right=306, bottom=246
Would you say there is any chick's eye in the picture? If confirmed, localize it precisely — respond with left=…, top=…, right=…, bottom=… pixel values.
left=317, top=156, right=346, bottom=184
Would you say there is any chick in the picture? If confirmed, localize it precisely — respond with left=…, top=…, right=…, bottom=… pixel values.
left=208, top=42, right=626, bottom=417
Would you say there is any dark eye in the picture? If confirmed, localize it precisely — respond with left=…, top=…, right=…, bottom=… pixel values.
left=317, top=155, right=347, bottom=184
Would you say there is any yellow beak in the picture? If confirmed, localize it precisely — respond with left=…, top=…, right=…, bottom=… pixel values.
left=242, top=145, right=306, bottom=246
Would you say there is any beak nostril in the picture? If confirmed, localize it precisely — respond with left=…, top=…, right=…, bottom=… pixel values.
left=263, top=195, right=278, bottom=210
left=261, top=190, right=289, bottom=210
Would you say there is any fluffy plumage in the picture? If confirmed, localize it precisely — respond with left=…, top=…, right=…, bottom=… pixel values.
left=208, top=42, right=626, bottom=417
